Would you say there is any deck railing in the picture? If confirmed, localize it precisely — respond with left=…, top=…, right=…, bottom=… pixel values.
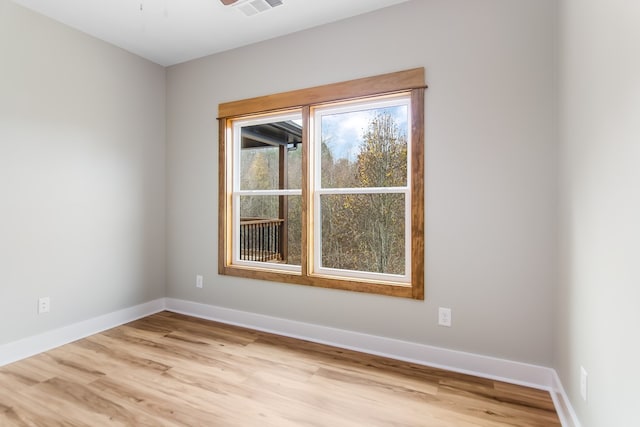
left=239, top=218, right=284, bottom=262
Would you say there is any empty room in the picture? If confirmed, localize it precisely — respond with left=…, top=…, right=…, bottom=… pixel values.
left=0, top=0, right=637, bottom=425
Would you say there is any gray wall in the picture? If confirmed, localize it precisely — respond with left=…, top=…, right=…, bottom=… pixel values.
left=166, top=0, right=557, bottom=366
left=557, top=0, right=640, bottom=425
left=0, top=0, right=166, bottom=344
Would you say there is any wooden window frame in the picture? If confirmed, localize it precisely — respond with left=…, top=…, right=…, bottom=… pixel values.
left=218, top=68, right=426, bottom=299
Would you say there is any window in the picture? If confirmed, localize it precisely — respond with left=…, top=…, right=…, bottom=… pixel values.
left=219, top=68, right=425, bottom=299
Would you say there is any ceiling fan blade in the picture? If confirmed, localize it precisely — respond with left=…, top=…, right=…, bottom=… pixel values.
left=220, top=0, right=239, bottom=5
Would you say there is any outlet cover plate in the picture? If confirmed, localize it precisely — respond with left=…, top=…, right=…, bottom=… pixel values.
left=580, top=366, right=588, bottom=401
left=438, top=307, right=452, bottom=327
left=38, top=297, right=50, bottom=314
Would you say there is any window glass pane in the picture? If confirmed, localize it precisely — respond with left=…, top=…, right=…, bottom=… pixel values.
left=239, top=195, right=301, bottom=266
left=320, top=104, right=408, bottom=189
left=320, top=193, right=405, bottom=275
left=240, top=120, right=302, bottom=191
left=285, top=195, right=302, bottom=266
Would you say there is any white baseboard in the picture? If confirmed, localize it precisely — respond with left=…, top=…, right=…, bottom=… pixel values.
left=0, top=298, right=165, bottom=367
left=550, top=370, right=583, bottom=427
left=0, top=296, right=580, bottom=427
left=167, top=298, right=583, bottom=426
left=165, top=298, right=553, bottom=390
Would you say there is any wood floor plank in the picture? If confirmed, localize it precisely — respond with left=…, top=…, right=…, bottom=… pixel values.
left=0, top=312, right=561, bottom=426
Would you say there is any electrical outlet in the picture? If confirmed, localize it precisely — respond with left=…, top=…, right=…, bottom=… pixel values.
left=580, top=366, right=588, bottom=401
left=38, top=297, right=50, bottom=314
left=196, top=275, right=203, bottom=289
left=438, top=307, right=452, bottom=327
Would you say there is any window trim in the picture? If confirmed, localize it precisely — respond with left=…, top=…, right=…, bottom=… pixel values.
left=218, top=68, right=426, bottom=299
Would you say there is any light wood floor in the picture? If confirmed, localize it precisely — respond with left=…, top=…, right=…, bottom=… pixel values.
left=0, top=312, right=560, bottom=426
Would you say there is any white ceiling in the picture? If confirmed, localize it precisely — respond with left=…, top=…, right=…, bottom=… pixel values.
left=11, top=0, right=410, bottom=66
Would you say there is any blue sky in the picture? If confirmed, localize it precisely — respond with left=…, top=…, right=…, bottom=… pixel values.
left=321, top=105, right=408, bottom=162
